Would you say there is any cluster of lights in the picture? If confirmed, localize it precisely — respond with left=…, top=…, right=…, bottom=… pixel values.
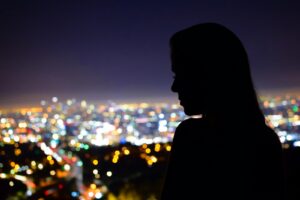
left=0, top=95, right=299, bottom=199
left=261, top=95, right=300, bottom=148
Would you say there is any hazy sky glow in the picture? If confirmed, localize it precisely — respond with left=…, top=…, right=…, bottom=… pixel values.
left=1, top=0, right=300, bottom=107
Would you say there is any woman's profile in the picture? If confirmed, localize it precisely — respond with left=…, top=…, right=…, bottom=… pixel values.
left=161, top=23, right=285, bottom=199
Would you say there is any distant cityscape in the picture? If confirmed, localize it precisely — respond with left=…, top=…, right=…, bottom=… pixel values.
left=0, top=95, right=299, bottom=199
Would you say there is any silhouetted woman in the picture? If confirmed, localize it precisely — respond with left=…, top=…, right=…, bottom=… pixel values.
left=161, top=23, right=285, bottom=200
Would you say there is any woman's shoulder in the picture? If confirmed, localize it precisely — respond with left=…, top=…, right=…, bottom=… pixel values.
left=253, top=124, right=282, bottom=148
left=263, top=126, right=281, bottom=144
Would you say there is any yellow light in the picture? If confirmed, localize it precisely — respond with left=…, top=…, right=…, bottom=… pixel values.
left=145, top=148, right=151, bottom=154
left=95, top=174, right=100, bottom=179
left=151, top=156, right=158, bottom=163
left=112, top=156, right=118, bottom=164
left=92, top=159, right=98, bottom=165
left=18, top=122, right=27, bottom=128
left=147, top=160, right=153, bottom=166
left=114, top=150, right=120, bottom=155
left=90, top=183, right=97, bottom=190
left=47, top=156, right=52, bottom=161
left=106, top=171, right=112, bottom=177
left=49, top=160, right=55, bottom=165
left=5, top=123, right=11, bottom=129
left=142, top=144, right=147, bottom=149
left=9, top=181, right=14, bottom=187
left=124, top=149, right=130, bottom=155
left=10, top=161, right=16, bottom=168
left=31, top=161, right=36, bottom=167
left=14, top=164, right=20, bottom=171
left=154, top=144, right=161, bottom=152
left=166, top=145, right=172, bottom=152
left=81, top=100, right=87, bottom=108
left=50, top=170, right=56, bottom=176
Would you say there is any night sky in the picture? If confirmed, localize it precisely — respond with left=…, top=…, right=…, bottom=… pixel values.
left=1, top=0, right=300, bottom=107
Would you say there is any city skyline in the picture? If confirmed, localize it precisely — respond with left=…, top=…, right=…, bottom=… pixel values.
left=1, top=0, right=300, bottom=107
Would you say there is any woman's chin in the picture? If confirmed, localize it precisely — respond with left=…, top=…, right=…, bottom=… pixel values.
left=183, top=106, right=202, bottom=116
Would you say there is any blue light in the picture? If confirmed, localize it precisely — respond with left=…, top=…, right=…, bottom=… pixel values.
left=71, top=191, right=79, bottom=197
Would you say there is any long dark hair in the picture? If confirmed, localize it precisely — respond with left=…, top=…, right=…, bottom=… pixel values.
left=170, top=23, right=266, bottom=125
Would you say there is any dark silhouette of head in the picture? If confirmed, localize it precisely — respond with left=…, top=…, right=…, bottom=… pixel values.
left=170, top=23, right=265, bottom=124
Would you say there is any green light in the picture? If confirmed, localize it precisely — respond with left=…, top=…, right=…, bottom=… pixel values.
left=84, top=144, right=89, bottom=150
left=292, top=105, right=299, bottom=113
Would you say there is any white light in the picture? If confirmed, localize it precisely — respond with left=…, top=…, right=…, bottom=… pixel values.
left=282, top=100, right=287, bottom=106
left=13, top=136, right=20, bottom=142
left=159, top=114, right=164, bottom=119
left=40, top=100, right=46, bottom=106
left=70, top=139, right=76, bottom=146
left=106, top=171, right=112, bottom=177
left=3, top=137, right=10, bottom=143
left=67, top=99, right=72, bottom=106
left=0, top=173, right=7, bottom=178
left=159, top=120, right=167, bottom=126
left=293, top=141, right=300, bottom=147
left=93, top=169, right=98, bottom=175
left=191, top=115, right=202, bottom=119
left=127, top=125, right=134, bottom=133
left=117, top=128, right=122, bottom=134
left=15, top=175, right=27, bottom=182
left=279, top=136, right=286, bottom=143
left=124, top=115, right=130, bottom=120
left=26, top=190, right=32, bottom=196
left=38, top=163, right=43, bottom=170
left=293, top=121, right=300, bottom=126
left=0, top=118, right=7, bottom=123
left=64, top=164, right=71, bottom=171
left=277, top=131, right=287, bottom=137
left=52, top=134, right=59, bottom=140
left=286, top=135, right=294, bottom=141
left=272, top=122, right=279, bottom=127
left=159, top=126, right=167, bottom=132
left=41, top=118, right=47, bottom=124
left=88, top=192, right=94, bottom=197
left=153, top=137, right=162, bottom=143
left=52, top=97, right=58, bottom=103
left=50, top=140, right=57, bottom=148
left=95, top=192, right=103, bottom=199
